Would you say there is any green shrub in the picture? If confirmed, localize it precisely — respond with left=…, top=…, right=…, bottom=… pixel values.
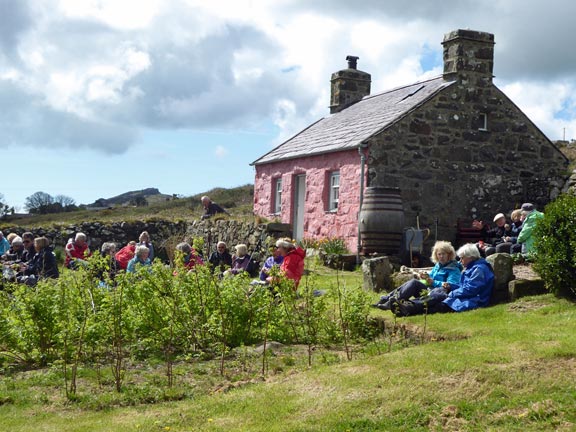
left=532, top=194, right=576, bottom=299
left=319, top=237, right=349, bottom=255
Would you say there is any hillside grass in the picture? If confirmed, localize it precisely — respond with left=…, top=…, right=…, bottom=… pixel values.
left=0, top=258, right=574, bottom=432
left=0, top=184, right=256, bottom=229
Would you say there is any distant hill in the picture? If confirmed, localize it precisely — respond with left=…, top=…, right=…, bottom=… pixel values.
left=87, top=188, right=173, bottom=208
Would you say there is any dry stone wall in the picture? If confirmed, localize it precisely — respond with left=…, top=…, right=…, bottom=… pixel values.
left=3, top=220, right=291, bottom=261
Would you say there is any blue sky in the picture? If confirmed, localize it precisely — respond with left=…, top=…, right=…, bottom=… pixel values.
left=2, top=0, right=576, bottom=211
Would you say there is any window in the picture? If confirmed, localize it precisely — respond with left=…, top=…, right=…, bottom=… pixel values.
left=273, top=177, right=282, bottom=214
left=479, top=113, right=488, bottom=131
left=328, top=171, right=340, bottom=211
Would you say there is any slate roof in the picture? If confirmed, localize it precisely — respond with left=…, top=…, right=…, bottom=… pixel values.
left=252, top=76, right=455, bottom=165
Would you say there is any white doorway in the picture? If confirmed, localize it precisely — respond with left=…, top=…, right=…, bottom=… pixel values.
left=293, top=174, right=306, bottom=240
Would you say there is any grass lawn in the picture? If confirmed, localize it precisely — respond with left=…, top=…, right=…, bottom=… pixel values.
left=1, top=263, right=574, bottom=432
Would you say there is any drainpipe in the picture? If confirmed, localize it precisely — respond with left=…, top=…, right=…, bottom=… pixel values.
left=357, top=142, right=368, bottom=265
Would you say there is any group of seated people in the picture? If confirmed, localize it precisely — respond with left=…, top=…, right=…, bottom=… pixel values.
left=373, top=240, right=495, bottom=317
left=1, top=230, right=59, bottom=285
left=2, top=227, right=306, bottom=291
left=472, top=202, right=543, bottom=258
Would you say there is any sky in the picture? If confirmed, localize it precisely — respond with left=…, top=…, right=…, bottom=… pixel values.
left=1, top=0, right=576, bottom=211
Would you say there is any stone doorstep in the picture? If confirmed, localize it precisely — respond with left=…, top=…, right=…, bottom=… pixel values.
left=508, top=278, right=547, bottom=301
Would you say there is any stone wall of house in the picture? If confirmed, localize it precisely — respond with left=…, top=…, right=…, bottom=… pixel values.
left=366, top=84, right=569, bottom=244
left=254, top=149, right=365, bottom=253
left=3, top=220, right=291, bottom=261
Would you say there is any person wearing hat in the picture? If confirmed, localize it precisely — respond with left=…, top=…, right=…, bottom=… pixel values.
left=497, top=209, right=524, bottom=254
left=472, top=212, right=511, bottom=256
left=517, top=203, right=544, bottom=257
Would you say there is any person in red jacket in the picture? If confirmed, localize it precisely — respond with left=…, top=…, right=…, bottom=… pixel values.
left=269, top=238, right=306, bottom=289
left=65, top=232, right=92, bottom=269
left=115, top=241, right=136, bottom=270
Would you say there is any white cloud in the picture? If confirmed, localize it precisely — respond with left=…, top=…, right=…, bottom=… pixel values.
left=215, top=145, right=228, bottom=158
left=1, top=0, right=576, bottom=156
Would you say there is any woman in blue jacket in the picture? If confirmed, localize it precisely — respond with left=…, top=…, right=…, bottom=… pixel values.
left=374, top=241, right=462, bottom=310
left=391, top=243, right=494, bottom=316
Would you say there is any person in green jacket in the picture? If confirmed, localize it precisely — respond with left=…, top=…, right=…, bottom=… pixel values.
left=517, top=203, right=544, bottom=257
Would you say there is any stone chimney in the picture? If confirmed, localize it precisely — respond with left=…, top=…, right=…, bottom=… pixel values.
left=442, top=29, right=495, bottom=88
left=329, top=55, right=371, bottom=114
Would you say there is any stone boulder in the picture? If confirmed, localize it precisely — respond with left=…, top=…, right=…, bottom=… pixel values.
left=362, top=256, right=393, bottom=292
left=486, top=253, right=514, bottom=304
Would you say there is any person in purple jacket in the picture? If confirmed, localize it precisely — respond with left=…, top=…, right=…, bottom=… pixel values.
left=391, top=243, right=494, bottom=317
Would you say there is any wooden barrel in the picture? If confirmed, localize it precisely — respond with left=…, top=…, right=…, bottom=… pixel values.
left=360, top=187, right=405, bottom=255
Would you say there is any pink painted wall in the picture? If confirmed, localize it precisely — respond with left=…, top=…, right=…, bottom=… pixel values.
left=253, top=149, right=365, bottom=253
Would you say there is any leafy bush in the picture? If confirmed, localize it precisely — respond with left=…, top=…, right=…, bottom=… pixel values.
left=319, top=237, right=349, bottom=255
left=533, top=194, right=576, bottom=299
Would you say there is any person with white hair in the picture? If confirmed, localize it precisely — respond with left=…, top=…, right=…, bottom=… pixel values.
left=225, top=244, right=256, bottom=276
left=200, top=196, right=229, bottom=220
left=137, top=231, right=155, bottom=262
left=391, top=243, right=494, bottom=317
left=65, top=232, right=92, bottom=269
left=2, top=236, right=25, bottom=261
left=517, top=203, right=544, bottom=257
left=126, top=245, right=151, bottom=273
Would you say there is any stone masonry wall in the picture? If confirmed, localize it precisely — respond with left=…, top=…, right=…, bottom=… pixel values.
left=3, top=220, right=288, bottom=261
left=366, top=84, right=569, bottom=245
left=254, top=149, right=365, bottom=253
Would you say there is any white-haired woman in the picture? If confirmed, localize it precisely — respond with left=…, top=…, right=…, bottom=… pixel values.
left=65, top=232, right=92, bottom=269
left=226, top=244, right=255, bottom=276
left=374, top=240, right=462, bottom=310
left=126, top=245, right=151, bottom=273
left=137, top=231, right=154, bottom=262
left=391, top=243, right=494, bottom=317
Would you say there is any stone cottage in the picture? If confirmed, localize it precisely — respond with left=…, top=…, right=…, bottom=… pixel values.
left=251, top=29, right=569, bottom=254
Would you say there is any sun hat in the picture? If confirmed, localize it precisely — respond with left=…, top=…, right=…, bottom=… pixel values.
left=493, top=213, right=505, bottom=222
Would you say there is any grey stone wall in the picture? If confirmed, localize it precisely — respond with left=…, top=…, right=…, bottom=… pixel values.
left=366, top=83, right=569, bottom=245
left=3, top=220, right=291, bottom=261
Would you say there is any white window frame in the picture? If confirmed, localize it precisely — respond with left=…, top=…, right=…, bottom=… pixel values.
left=273, top=177, right=282, bottom=214
left=328, top=171, right=340, bottom=211
left=479, top=113, right=488, bottom=131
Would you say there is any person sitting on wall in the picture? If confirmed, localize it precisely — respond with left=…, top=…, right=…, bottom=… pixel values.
left=126, top=245, right=152, bottom=273
left=517, top=203, right=544, bottom=258
left=175, top=242, right=204, bottom=270
left=267, top=238, right=306, bottom=290
left=65, top=232, right=92, bottom=269
left=373, top=240, right=462, bottom=310
left=390, top=243, right=494, bottom=317
left=224, top=244, right=256, bottom=277
left=200, top=196, right=229, bottom=220
left=18, top=236, right=59, bottom=285
left=472, top=213, right=510, bottom=257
